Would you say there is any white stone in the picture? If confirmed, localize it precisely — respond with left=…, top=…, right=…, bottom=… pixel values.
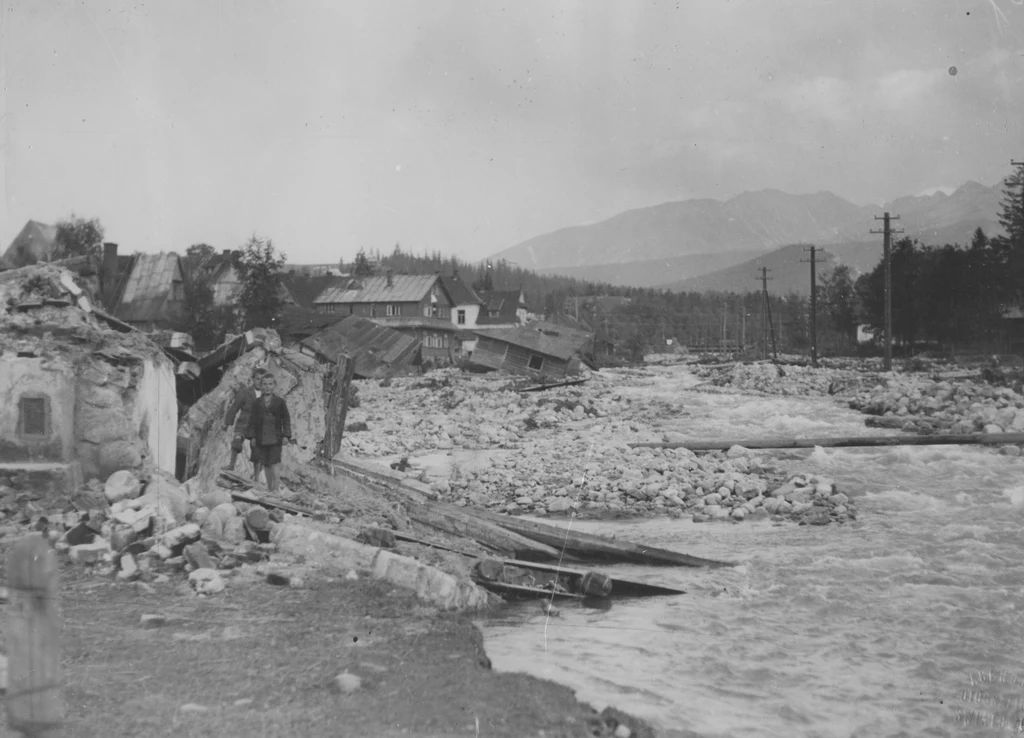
left=188, top=568, right=226, bottom=595
left=69, top=541, right=110, bottom=564
left=546, top=497, right=572, bottom=513
left=117, top=554, right=139, bottom=580
left=614, top=725, right=632, bottom=738
left=104, top=470, right=141, bottom=504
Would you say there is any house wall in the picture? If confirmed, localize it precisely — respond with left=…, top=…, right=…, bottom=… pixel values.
left=453, top=304, right=481, bottom=328
left=74, top=352, right=178, bottom=481
left=0, top=356, right=76, bottom=463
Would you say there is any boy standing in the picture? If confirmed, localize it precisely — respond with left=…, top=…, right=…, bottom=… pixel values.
left=247, top=373, right=292, bottom=494
left=223, top=368, right=264, bottom=472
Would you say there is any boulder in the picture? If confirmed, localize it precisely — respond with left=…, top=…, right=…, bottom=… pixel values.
left=188, top=568, right=225, bottom=595
left=104, top=470, right=142, bottom=504
left=546, top=497, right=573, bottom=513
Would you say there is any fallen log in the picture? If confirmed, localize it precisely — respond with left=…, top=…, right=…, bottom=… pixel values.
left=460, top=507, right=732, bottom=568
left=404, top=501, right=567, bottom=562
left=629, top=432, right=1024, bottom=452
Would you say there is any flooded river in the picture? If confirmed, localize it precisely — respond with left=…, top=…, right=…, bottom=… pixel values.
left=478, top=366, right=1024, bottom=737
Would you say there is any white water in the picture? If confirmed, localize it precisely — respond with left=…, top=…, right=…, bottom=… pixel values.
left=478, top=366, right=1024, bottom=737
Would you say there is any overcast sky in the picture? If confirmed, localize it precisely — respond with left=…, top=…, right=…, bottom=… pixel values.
left=1, top=0, right=1022, bottom=264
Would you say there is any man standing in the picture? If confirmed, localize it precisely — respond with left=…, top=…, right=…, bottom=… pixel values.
left=248, top=372, right=292, bottom=494
left=223, top=367, right=264, bottom=473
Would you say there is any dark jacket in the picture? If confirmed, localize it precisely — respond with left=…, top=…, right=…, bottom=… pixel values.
left=248, top=394, right=292, bottom=447
left=225, top=386, right=259, bottom=435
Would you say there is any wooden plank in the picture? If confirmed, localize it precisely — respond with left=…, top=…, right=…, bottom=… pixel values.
left=7, top=534, right=62, bottom=737
left=474, top=580, right=585, bottom=600
left=629, top=432, right=1024, bottom=452
left=198, top=332, right=253, bottom=371
left=461, top=507, right=733, bottom=568
left=489, top=559, right=687, bottom=598
left=320, top=353, right=355, bottom=464
left=404, top=501, right=567, bottom=562
left=520, top=377, right=589, bottom=393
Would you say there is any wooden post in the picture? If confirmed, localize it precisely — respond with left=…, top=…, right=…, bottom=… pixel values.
left=7, top=534, right=62, bottom=737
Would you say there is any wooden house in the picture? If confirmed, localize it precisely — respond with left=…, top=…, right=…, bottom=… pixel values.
left=477, top=289, right=529, bottom=327
left=299, top=315, right=421, bottom=378
left=1, top=220, right=59, bottom=269
left=112, top=253, right=187, bottom=332
left=469, top=321, right=594, bottom=378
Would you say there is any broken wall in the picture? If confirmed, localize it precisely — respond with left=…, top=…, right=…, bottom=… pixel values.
left=178, top=336, right=328, bottom=494
left=73, top=351, right=178, bottom=482
left=0, top=354, right=76, bottom=462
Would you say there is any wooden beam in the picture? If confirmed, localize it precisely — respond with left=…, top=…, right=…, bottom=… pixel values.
left=629, top=432, right=1024, bottom=452
left=8, top=534, right=63, bottom=738
left=461, top=507, right=732, bottom=568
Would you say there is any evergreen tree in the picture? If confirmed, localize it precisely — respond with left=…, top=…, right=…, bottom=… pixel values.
left=353, top=249, right=375, bottom=277
left=237, top=235, right=287, bottom=330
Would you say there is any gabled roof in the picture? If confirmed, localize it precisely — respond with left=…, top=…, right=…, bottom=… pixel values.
left=474, top=320, right=592, bottom=361
left=1, top=220, right=59, bottom=268
left=300, top=315, right=420, bottom=378
left=476, top=289, right=526, bottom=325
left=314, top=274, right=440, bottom=305
left=272, top=305, right=344, bottom=341
left=282, top=274, right=347, bottom=309
left=438, top=272, right=484, bottom=307
left=113, top=253, right=183, bottom=323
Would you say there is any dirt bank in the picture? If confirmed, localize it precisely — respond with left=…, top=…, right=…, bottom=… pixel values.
left=0, top=553, right=654, bottom=738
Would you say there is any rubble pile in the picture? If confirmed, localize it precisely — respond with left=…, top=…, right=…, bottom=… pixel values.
left=4, top=467, right=304, bottom=592
left=693, top=361, right=878, bottom=397
left=340, top=369, right=858, bottom=525
left=849, top=375, right=1024, bottom=444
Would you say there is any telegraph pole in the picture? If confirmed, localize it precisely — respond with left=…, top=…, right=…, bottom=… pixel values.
left=756, top=267, right=773, bottom=360
left=871, top=213, right=903, bottom=372
left=801, top=246, right=821, bottom=367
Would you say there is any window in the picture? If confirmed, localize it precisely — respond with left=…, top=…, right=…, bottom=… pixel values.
left=423, top=305, right=431, bottom=317
left=171, top=280, right=184, bottom=301
left=18, top=396, right=50, bottom=437
left=442, top=335, right=449, bottom=348
left=528, top=355, right=544, bottom=371
left=386, top=304, right=400, bottom=317
left=457, top=309, right=466, bottom=325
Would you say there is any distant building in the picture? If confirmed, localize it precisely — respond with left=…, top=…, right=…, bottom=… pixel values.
left=477, top=289, right=529, bottom=328
left=313, top=271, right=459, bottom=364
left=112, top=253, right=187, bottom=332
left=1, top=220, right=59, bottom=269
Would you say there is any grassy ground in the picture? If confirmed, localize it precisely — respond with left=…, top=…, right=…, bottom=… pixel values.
left=2, top=559, right=649, bottom=738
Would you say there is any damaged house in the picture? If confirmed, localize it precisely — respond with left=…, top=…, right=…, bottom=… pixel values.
left=469, top=321, right=595, bottom=378
left=298, top=315, right=420, bottom=378
left=313, top=271, right=461, bottom=364
left=0, top=264, right=179, bottom=501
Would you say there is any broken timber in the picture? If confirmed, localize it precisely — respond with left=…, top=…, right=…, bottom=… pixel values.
left=473, top=558, right=687, bottom=600
left=404, top=501, right=567, bottom=562
left=459, top=507, right=732, bottom=568
left=217, top=469, right=315, bottom=517
left=629, top=432, right=1024, bottom=452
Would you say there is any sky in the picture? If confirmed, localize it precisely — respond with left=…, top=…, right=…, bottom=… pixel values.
left=1, top=0, right=1022, bottom=264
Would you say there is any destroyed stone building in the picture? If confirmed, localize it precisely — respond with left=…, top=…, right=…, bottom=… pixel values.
left=0, top=264, right=178, bottom=499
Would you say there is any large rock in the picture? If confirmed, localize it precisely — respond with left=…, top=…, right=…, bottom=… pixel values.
left=104, top=470, right=142, bottom=504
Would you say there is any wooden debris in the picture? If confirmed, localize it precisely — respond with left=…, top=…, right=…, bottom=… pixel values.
left=460, top=507, right=732, bottom=568
left=629, top=431, right=1024, bottom=452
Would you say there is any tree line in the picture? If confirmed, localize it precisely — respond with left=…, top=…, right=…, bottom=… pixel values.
left=36, top=164, right=1023, bottom=359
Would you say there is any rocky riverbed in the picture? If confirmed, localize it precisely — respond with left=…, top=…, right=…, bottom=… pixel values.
left=340, top=365, right=858, bottom=526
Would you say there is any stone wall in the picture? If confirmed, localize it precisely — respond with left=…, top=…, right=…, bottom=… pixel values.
left=74, top=352, right=178, bottom=482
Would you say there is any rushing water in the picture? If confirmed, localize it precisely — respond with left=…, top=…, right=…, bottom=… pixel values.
left=477, top=366, right=1024, bottom=737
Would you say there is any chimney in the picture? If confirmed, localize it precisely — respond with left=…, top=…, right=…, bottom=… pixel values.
left=101, top=242, right=118, bottom=307
left=386, top=268, right=394, bottom=288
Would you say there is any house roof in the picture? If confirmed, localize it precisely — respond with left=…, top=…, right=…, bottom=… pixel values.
left=477, top=289, right=526, bottom=325
left=282, top=274, right=346, bottom=309
left=273, top=305, right=344, bottom=341
left=473, top=320, right=593, bottom=361
left=301, top=315, right=420, bottom=378
left=113, top=253, right=183, bottom=323
left=1, top=220, right=59, bottom=268
left=438, top=272, right=484, bottom=307
left=314, top=274, right=439, bottom=305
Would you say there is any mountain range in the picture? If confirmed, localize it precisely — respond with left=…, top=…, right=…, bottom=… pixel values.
left=492, top=180, right=1006, bottom=294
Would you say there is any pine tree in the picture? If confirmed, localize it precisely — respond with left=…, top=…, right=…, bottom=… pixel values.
left=237, top=235, right=287, bottom=330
